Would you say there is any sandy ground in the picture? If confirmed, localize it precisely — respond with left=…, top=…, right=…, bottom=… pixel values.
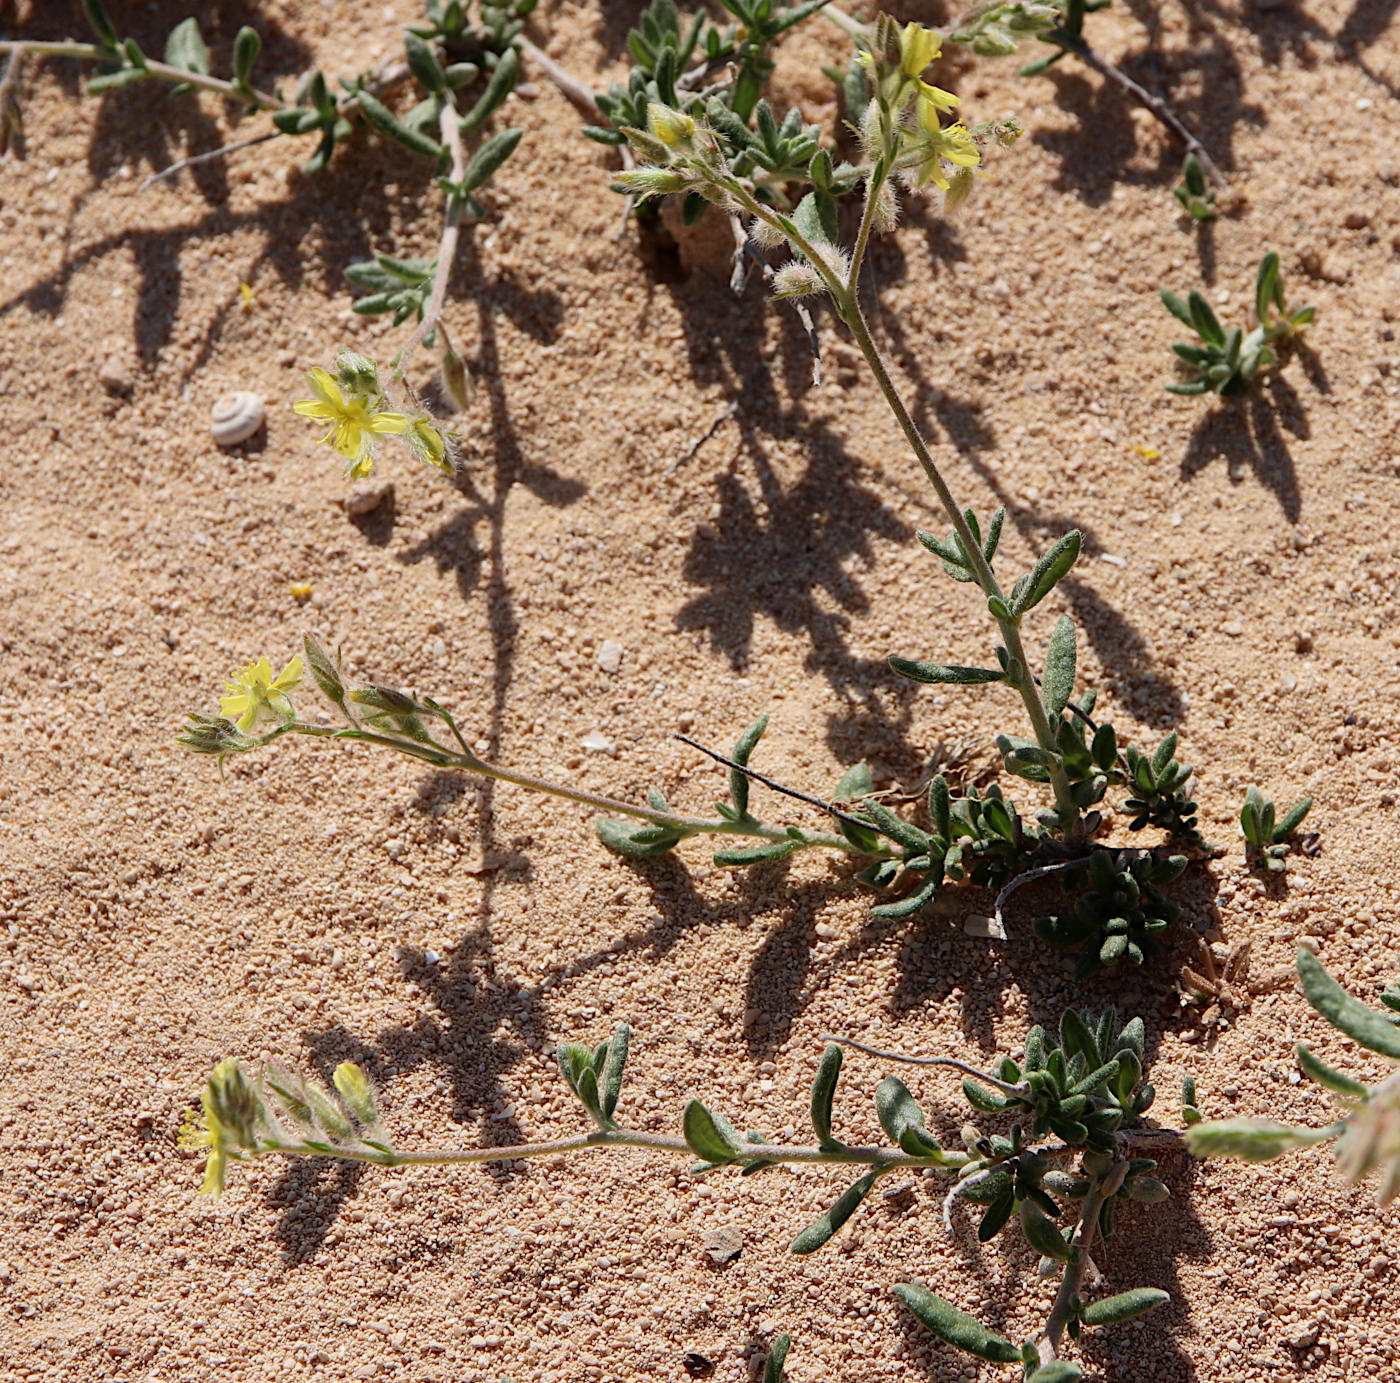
left=3, top=0, right=1400, bottom=1379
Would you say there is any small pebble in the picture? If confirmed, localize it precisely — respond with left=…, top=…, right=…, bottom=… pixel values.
left=582, top=730, right=614, bottom=754
left=596, top=640, right=624, bottom=675
left=342, top=479, right=394, bottom=516
left=210, top=390, right=265, bottom=446
left=99, top=356, right=133, bottom=396
left=700, top=1225, right=743, bottom=1266
left=964, top=914, right=1007, bottom=940
left=1222, top=621, right=1244, bottom=637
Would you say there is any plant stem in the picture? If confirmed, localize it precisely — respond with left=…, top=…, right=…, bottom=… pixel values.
left=285, top=723, right=869, bottom=855
left=1037, top=1159, right=1126, bottom=1365
left=397, top=101, right=469, bottom=372
left=244, top=1126, right=960, bottom=1173
left=839, top=295, right=1080, bottom=824
left=0, top=39, right=288, bottom=109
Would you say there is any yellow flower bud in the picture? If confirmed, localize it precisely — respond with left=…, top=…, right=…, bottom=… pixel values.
left=646, top=103, right=696, bottom=147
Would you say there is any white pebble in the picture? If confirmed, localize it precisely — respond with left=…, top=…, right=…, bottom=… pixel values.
left=582, top=730, right=614, bottom=754
left=964, top=914, right=1007, bottom=940
left=596, top=639, right=624, bottom=674
left=210, top=391, right=265, bottom=446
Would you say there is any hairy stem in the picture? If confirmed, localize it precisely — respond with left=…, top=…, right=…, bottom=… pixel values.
left=1038, top=1160, right=1126, bottom=1364
left=0, top=39, right=288, bottom=109
left=238, top=1126, right=960, bottom=1173
left=397, top=101, right=469, bottom=372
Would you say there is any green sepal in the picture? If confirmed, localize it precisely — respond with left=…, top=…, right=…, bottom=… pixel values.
left=790, top=1169, right=878, bottom=1253
left=892, top=1284, right=1021, bottom=1364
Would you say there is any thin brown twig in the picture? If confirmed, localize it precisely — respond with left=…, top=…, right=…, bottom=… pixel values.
left=1054, top=34, right=1225, bottom=187
left=139, top=129, right=279, bottom=189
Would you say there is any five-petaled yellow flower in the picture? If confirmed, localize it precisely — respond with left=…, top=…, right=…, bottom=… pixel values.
left=219, top=654, right=304, bottom=731
left=293, top=368, right=409, bottom=478
left=913, top=97, right=981, bottom=191
left=899, top=22, right=942, bottom=77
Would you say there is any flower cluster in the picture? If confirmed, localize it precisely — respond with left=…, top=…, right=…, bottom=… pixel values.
left=294, top=349, right=451, bottom=478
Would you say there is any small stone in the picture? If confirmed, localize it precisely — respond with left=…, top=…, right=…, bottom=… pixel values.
left=582, top=730, right=614, bottom=754
left=964, top=914, right=1007, bottom=940
left=596, top=639, right=623, bottom=675
left=700, top=1225, right=743, bottom=1266
left=99, top=356, right=133, bottom=396
left=342, top=479, right=394, bottom=516
left=1344, top=210, right=1372, bottom=230
left=1222, top=621, right=1244, bottom=637
left=1287, top=1323, right=1321, bottom=1350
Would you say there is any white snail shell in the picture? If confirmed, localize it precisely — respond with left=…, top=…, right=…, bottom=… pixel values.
left=210, top=391, right=266, bottom=447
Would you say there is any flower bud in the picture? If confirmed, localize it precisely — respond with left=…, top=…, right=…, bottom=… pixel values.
left=646, top=102, right=696, bottom=147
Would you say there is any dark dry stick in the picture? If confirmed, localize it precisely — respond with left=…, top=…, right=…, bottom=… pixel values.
left=673, top=733, right=871, bottom=832
left=1056, top=34, right=1225, bottom=187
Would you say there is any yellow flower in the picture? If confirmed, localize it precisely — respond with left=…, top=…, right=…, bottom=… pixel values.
left=293, top=367, right=409, bottom=477
left=917, top=80, right=960, bottom=115
left=219, top=654, right=304, bottom=731
left=912, top=114, right=981, bottom=191
left=899, top=22, right=942, bottom=77
left=646, top=102, right=696, bottom=147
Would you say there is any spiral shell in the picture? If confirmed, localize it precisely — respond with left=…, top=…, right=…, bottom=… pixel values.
left=210, top=391, right=266, bottom=447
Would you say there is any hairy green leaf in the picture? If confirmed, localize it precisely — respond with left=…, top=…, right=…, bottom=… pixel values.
left=790, top=1168, right=877, bottom=1253
left=810, top=1044, right=843, bottom=1148
left=889, top=658, right=1005, bottom=686
left=1079, top=1287, right=1170, bottom=1326
left=1042, top=615, right=1077, bottom=722
left=893, top=1284, right=1021, bottom=1363
left=1013, top=531, right=1082, bottom=616
left=1298, top=948, right=1400, bottom=1058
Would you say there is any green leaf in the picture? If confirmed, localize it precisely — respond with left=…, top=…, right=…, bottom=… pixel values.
left=1160, top=288, right=1195, bottom=329
left=1042, top=615, right=1077, bottom=722
left=683, top=1099, right=744, bottom=1164
left=461, top=46, right=518, bottom=130
left=712, top=839, right=801, bottom=868
left=600, top=1025, right=630, bottom=1120
left=834, top=761, right=871, bottom=800
left=790, top=1168, right=878, bottom=1253
left=81, top=0, right=120, bottom=51
left=868, top=867, right=941, bottom=920
left=1274, top=797, right=1312, bottom=841
left=356, top=89, right=444, bottom=158
left=233, top=26, right=261, bottom=88
left=962, top=1077, right=1009, bottom=1114
left=1294, top=1043, right=1366, bottom=1097
left=727, top=713, right=769, bottom=819
left=405, top=32, right=447, bottom=94
left=928, top=774, right=951, bottom=840
left=1079, top=1287, right=1170, bottom=1327
left=1255, top=251, right=1281, bottom=324
left=164, top=18, right=209, bottom=83
left=459, top=126, right=523, bottom=192
left=792, top=190, right=838, bottom=252
left=1185, top=1116, right=1333, bottom=1163
left=889, top=658, right=1005, bottom=686
left=1297, top=948, right=1400, bottom=1058
left=875, top=1076, right=944, bottom=1156
left=892, top=1284, right=1021, bottom=1364
left=1020, top=1198, right=1072, bottom=1260
left=809, top=1044, right=843, bottom=1148
left=762, top=1333, right=790, bottom=1383
left=1028, top=1364, right=1082, bottom=1383
left=594, top=817, right=682, bottom=858
left=1188, top=290, right=1225, bottom=346
left=1013, top=531, right=1082, bottom=616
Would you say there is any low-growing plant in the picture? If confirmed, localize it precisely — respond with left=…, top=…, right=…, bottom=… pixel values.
left=1172, top=152, right=1216, bottom=222
left=1188, top=949, right=1400, bottom=1204
left=189, top=1006, right=1179, bottom=1378
left=2, top=0, right=530, bottom=411
left=1160, top=251, right=1315, bottom=395
left=1239, top=785, right=1312, bottom=874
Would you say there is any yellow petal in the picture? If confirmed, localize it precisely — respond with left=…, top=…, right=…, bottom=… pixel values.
left=305, top=368, right=343, bottom=408
left=271, top=655, right=304, bottom=693
left=366, top=410, right=410, bottom=436
left=219, top=692, right=251, bottom=719
left=293, top=399, right=339, bottom=420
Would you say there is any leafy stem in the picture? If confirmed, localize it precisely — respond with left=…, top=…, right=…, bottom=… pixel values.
left=0, top=39, right=288, bottom=109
